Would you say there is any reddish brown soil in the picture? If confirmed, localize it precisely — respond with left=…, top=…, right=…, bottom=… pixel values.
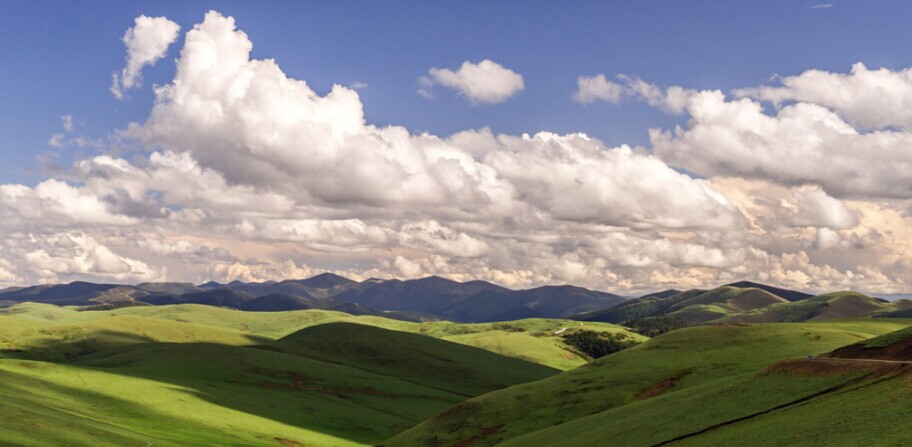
left=636, top=379, right=677, bottom=400
left=635, top=369, right=692, bottom=400
left=828, top=338, right=912, bottom=361
left=454, top=425, right=505, bottom=447
left=765, top=358, right=912, bottom=378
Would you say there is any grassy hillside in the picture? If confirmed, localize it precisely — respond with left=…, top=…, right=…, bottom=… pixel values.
left=269, top=322, right=557, bottom=397
left=0, top=313, right=557, bottom=446
left=1, top=303, right=640, bottom=370
left=724, top=291, right=912, bottom=323
left=577, top=287, right=912, bottom=326
left=382, top=319, right=912, bottom=447
left=494, top=367, right=872, bottom=447
left=574, top=286, right=787, bottom=324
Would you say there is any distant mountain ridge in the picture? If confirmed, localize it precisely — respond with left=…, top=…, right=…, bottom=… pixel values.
left=0, top=274, right=624, bottom=323
left=0, top=275, right=905, bottom=324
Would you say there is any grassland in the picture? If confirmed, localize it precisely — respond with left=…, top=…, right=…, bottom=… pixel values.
left=383, top=319, right=912, bottom=447
left=0, top=303, right=559, bottom=447
left=3, top=301, right=911, bottom=447
left=0, top=303, right=642, bottom=370
left=576, top=287, right=912, bottom=326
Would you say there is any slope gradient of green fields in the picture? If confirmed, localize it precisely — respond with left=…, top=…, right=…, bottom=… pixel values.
left=0, top=304, right=559, bottom=447
left=383, top=319, right=912, bottom=447
left=0, top=303, right=641, bottom=370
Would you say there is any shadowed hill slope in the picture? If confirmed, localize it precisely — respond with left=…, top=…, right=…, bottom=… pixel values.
left=0, top=315, right=557, bottom=446
left=269, top=322, right=558, bottom=397
left=381, top=320, right=911, bottom=447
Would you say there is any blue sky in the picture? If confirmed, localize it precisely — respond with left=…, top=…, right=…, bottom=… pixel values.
left=3, top=0, right=911, bottom=184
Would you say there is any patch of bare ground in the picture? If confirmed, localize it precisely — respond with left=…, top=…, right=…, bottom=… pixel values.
left=636, top=369, right=693, bottom=400
left=764, top=358, right=912, bottom=379
left=453, top=425, right=505, bottom=447
left=828, top=338, right=912, bottom=361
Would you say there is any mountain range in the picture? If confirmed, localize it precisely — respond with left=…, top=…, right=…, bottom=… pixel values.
left=0, top=273, right=625, bottom=323
left=1, top=274, right=908, bottom=324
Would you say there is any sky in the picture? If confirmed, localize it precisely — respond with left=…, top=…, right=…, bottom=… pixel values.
left=1, top=1, right=912, bottom=295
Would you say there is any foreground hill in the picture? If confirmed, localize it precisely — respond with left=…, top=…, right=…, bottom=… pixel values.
left=492, top=340, right=912, bottom=447
left=0, top=311, right=557, bottom=446
left=382, top=319, right=911, bottom=447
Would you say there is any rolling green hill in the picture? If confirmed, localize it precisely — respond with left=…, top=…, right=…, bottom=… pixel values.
left=576, top=287, right=912, bottom=326
left=0, top=310, right=557, bottom=446
left=382, top=319, right=912, bottom=447
left=574, top=286, right=787, bottom=324
left=723, top=291, right=912, bottom=323
left=268, top=322, right=557, bottom=397
left=1, top=303, right=641, bottom=370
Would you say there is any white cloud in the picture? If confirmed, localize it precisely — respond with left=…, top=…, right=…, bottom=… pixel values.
left=736, top=63, right=912, bottom=130
left=813, top=228, right=841, bottom=249
left=111, top=15, right=181, bottom=99
left=16, top=232, right=161, bottom=284
left=7, top=10, right=912, bottom=297
left=61, top=114, right=74, bottom=132
left=573, top=74, right=623, bottom=104
left=790, top=188, right=858, bottom=229
left=634, top=81, right=912, bottom=199
left=423, top=59, right=524, bottom=104
left=129, top=12, right=738, bottom=233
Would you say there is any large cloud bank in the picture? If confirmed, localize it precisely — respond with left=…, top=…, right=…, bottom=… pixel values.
left=3, top=11, right=911, bottom=296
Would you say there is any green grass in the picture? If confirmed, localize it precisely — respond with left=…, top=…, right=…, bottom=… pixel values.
left=382, top=319, right=912, bottom=447
left=496, top=369, right=870, bottom=447
left=269, top=322, right=558, bottom=397
left=856, top=324, right=912, bottom=347
left=1, top=303, right=640, bottom=370
left=671, top=368, right=912, bottom=446
left=0, top=304, right=559, bottom=447
left=724, top=291, right=905, bottom=323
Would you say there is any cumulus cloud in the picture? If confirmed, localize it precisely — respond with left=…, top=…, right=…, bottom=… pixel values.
left=633, top=80, right=912, bottom=199
left=129, top=12, right=739, bottom=232
left=573, top=74, right=623, bottom=104
left=736, top=63, right=912, bottom=130
left=5, top=10, right=912, bottom=297
left=789, top=189, right=858, bottom=229
left=421, top=59, right=524, bottom=104
left=111, top=15, right=181, bottom=99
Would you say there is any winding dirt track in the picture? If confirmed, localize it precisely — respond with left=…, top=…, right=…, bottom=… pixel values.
left=811, top=357, right=912, bottom=364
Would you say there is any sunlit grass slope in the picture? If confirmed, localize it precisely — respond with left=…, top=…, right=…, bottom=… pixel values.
left=0, top=318, right=556, bottom=446
left=1, top=303, right=640, bottom=369
left=382, top=319, right=912, bottom=447
left=496, top=368, right=871, bottom=447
